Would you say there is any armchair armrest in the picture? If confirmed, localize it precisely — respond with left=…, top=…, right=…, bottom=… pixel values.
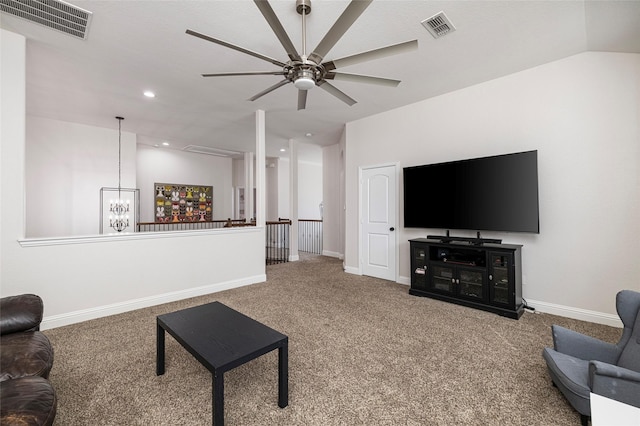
left=0, top=294, right=44, bottom=335
left=589, top=360, right=640, bottom=409
left=551, top=325, right=620, bottom=363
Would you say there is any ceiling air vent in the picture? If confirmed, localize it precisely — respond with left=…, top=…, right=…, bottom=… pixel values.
left=421, top=11, right=455, bottom=39
left=183, top=145, right=242, bottom=158
left=0, top=0, right=92, bottom=40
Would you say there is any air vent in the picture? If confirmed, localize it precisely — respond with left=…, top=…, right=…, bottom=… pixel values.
left=183, top=145, right=242, bottom=158
left=421, top=11, right=455, bottom=39
left=0, top=0, right=92, bottom=40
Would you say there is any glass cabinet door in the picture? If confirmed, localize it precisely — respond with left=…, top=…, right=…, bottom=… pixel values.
left=490, top=254, right=511, bottom=305
left=431, top=265, right=455, bottom=293
left=458, top=268, right=485, bottom=299
left=411, top=245, right=428, bottom=290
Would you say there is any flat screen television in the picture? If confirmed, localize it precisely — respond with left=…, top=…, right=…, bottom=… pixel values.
left=403, top=150, right=539, bottom=233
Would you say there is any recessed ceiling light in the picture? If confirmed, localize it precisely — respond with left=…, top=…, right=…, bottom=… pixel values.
left=280, top=148, right=286, bottom=152
left=162, top=142, right=170, bottom=146
left=144, top=91, right=155, bottom=98
left=305, top=133, right=312, bottom=137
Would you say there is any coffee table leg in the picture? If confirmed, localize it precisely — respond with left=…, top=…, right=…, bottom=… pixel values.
left=156, top=322, right=165, bottom=376
left=278, top=339, right=288, bottom=408
left=213, top=371, right=224, bottom=425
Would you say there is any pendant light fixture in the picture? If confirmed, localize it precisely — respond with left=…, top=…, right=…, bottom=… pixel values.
left=109, top=116, right=130, bottom=232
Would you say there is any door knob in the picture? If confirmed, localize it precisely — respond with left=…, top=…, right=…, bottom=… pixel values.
left=389, top=227, right=395, bottom=231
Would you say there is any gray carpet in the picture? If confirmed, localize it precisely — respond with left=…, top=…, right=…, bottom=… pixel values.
left=44, top=254, right=620, bottom=425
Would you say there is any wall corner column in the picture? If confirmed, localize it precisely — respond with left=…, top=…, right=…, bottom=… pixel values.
left=255, top=110, right=265, bottom=227
left=288, top=139, right=299, bottom=261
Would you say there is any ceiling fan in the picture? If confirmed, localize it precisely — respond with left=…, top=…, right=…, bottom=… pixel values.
left=186, top=0, right=418, bottom=110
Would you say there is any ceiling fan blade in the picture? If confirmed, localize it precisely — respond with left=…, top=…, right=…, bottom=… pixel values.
left=323, top=40, right=418, bottom=71
left=249, top=79, right=290, bottom=101
left=297, top=90, right=308, bottom=110
left=324, top=72, right=400, bottom=87
left=253, top=0, right=301, bottom=62
left=317, top=81, right=357, bottom=106
left=308, top=0, right=372, bottom=65
left=202, top=71, right=285, bottom=77
left=186, top=29, right=287, bottom=68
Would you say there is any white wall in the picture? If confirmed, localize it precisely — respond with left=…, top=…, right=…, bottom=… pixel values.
left=26, top=115, right=235, bottom=234
left=26, top=117, right=137, bottom=237
left=273, top=155, right=323, bottom=220
left=345, top=52, right=640, bottom=323
left=232, top=156, right=259, bottom=220
left=1, top=30, right=266, bottom=328
left=265, top=158, right=279, bottom=221
left=277, top=157, right=290, bottom=220
left=322, top=143, right=343, bottom=258
left=298, top=159, right=322, bottom=219
left=136, top=144, right=233, bottom=222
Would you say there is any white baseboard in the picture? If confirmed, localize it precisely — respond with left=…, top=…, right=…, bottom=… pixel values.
left=41, top=274, right=266, bottom=330
left=520, top=299, right=621, bottom=328
left=344, top=266, right=360, bottom=275
left=390, top=283, right=620, bottom=327
left=322, top=250, right=343, bottom=259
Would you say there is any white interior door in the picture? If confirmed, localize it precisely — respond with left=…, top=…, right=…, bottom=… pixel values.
left=361, top=165, right=396, bottom=281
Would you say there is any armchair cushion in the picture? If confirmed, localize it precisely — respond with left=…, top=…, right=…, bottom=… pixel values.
left=542, top=348, right=591, bottom=414
left=0, top=294, right=43, bottom=335
left=0, top=376, right=57, bottom=426
left=0, top=332, right=54, bottom=381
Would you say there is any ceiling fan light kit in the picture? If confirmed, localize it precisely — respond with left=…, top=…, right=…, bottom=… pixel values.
left=187, top=0, right=417, bottom=110
left=293, top=70, right=315, bottom=90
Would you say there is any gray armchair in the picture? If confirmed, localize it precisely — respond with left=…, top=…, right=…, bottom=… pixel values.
left=542, top=290, right=640, bottom=425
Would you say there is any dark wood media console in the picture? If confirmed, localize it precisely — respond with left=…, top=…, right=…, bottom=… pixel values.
left=409, top=238, right=524, bottom=319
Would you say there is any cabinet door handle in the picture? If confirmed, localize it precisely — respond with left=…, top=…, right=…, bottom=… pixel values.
left=451, top=278, right=455, bottom=283
left=489, top=274, right=493, bottom=280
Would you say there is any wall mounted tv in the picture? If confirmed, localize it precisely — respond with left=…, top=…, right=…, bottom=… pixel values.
left=403, top=150, right=539, bottom=233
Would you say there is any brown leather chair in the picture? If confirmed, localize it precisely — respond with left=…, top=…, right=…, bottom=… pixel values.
left=0, top=376, right=57, bottom=425
left=0, top=294, right=56, bottom=425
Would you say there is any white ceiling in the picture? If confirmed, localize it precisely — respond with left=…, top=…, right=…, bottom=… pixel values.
left=1, top=0, right=639, bottom=160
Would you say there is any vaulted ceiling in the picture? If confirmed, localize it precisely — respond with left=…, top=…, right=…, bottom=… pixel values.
left=1, top=0, right=639, bottom=159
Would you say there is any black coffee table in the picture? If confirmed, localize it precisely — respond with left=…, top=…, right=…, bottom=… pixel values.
left=156, top=301, right=288, bottom=425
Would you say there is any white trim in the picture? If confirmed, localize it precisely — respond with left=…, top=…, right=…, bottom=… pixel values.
left=322, top=250, right=343, bottom=259
left=526, top=298, right=622, bottom=328
left=344, top=266, right=361, bottom=275
left=352, top=278, right=621, bottom=326
left=19, top=226, right=261, bottom=247
left=41, top=274, right=266, bottom=330
left=289, top=254, right=300, bottom=262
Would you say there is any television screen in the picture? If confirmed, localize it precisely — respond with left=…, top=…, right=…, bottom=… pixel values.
left=403, top=150, right=539, bottom=233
